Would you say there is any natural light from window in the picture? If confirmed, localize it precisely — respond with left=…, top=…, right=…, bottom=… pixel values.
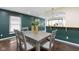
left=9, top=16, right=21, bottom=34
left=46, top=17, right=65, bottom=27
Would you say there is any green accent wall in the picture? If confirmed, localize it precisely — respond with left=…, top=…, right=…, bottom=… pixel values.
left=0, top=9, right=45, bottom=39
left=46, top=26, right=79, bottom=44
left=21, top=14, right=45, bottom=31
left=0, top=10, right=9, bottom=38
left=21, top=14, right=34, bottom=30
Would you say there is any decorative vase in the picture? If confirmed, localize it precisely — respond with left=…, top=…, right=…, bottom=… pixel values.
left=35, top=25, right=39, bottom=33
left=32, top=25, right=34, bottom=33
left=32, top=25, right=38, bottom=33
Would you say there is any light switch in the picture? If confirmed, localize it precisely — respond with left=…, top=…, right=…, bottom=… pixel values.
left=66, top=36, right=68, bottom=39
left=0, top=34, right=3, bottom=37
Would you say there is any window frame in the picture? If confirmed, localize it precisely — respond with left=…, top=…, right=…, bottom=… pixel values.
left=9, top=15, right=21, bottom=34
left=46, top=17, right=65, bottom=27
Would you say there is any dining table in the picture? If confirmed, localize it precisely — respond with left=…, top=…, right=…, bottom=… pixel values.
left=23, top=31, right=51, bottom=51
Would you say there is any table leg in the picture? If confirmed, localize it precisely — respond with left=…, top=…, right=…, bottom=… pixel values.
left=36, top=42, right=40, bottom=51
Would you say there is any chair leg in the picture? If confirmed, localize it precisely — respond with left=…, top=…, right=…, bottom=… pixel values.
left=36, top=42, right=40, bottom=51
left=16, top=43, right=20, bottom=51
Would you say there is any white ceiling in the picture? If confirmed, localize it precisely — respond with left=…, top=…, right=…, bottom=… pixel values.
left=0, top=7, right=55, bottom=18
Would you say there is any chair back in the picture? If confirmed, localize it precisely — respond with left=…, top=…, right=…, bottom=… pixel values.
left=51, top=29, right=57, bottom=39
left=14, top=30, right=27, bottom=50
left=21, top=27, right=29, bottom=31
left=49, top=29, right=57, bottom=50
left=14, top=30, right=20, bottom=50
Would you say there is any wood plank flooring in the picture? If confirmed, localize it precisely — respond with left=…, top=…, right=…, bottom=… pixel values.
left=0, top=39, right=16, bottom=51
left=0, top=38, right=79, bottom=51
left=54, top=41, right=79, bottom=51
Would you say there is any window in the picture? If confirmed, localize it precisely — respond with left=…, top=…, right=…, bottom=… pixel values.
left=9, top=16, right=21, bottom=34
left=46, top=17, right=65, bottom=27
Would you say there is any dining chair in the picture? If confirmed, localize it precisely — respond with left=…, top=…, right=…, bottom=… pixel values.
left=14, top=30, right=34, bottom=51
left=14, top=30, right=20, bottom=51
left=21, top=27, right=29, bottom=31
left=42, top=29, right=57, bottom=51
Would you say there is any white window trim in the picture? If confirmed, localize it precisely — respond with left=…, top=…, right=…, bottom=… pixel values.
left=46, top=19, right=65, bottom=27
left=9, top=16, right=21, bottom=34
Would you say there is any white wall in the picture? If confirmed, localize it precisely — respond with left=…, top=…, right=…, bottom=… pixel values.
left=53, top=7, right=79, bottom=27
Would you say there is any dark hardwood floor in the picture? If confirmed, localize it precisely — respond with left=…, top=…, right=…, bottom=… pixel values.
left=0, top=38, right=79, bottom=51
left=54, top=41, right=79, bottom=51
left=0, top=39, right=16, bottom=51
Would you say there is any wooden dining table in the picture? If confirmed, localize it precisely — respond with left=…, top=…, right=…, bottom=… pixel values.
left=23, top=31, right=51, bottom=51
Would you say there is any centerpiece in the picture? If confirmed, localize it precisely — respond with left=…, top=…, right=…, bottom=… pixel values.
left=31, top=21, right=39, bottom=33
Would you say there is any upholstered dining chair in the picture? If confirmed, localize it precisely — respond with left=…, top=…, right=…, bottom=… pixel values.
left=14, top=30, right=34, bottom=51
left=42, top=29, right=57, bottom=51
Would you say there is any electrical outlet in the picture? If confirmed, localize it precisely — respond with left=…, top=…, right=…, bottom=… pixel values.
left=66, top=36, right=68, bottom=39
left=0, top=34, right=3, bottom=37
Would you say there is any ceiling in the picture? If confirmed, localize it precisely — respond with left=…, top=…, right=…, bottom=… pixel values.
left=0, top=7, right=56, bottom=18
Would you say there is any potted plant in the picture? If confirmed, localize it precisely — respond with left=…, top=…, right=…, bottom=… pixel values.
left=31, top=21, right=39, bottom=33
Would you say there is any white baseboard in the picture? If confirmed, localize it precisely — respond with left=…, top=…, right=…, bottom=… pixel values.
left=0, top=36, right=79, bottom=48
left=0, top=36, right=16, bottom=41
left=55, top=39, right=79, bottom=48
